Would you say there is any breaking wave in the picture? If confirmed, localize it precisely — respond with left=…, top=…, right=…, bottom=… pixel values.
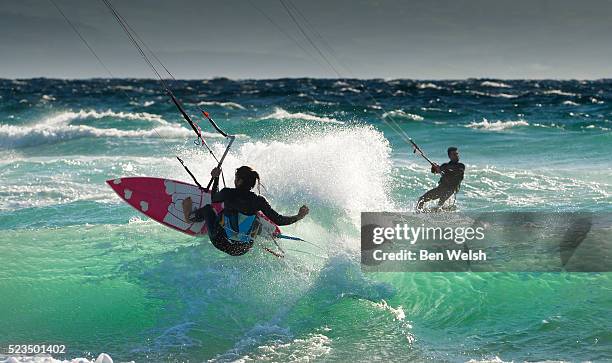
left=260, top=107, right=344, bottom=124
left=466, top=119, right=530, bottom=131
left=541, top=90, right=578, bottom=97
left=39, top=109, right=171, bottom=126
left=480, top=81, right=511, bottom=88
left=382, top=110, right=424, bottom=121
left=0, top=109, right=226, bottom=148
left=467, top=90, right=518, bottom=98
left=416, top=82, right=443, bottom=90
left=197, top=101, right=246, bottom=110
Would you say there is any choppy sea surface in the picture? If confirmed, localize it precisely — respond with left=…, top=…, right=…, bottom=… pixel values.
left=0, top=78, right=611, bottom=362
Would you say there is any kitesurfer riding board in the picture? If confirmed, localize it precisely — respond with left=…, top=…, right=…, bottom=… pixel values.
left=182, top=166, right=309, bottom=256
left=416, top=146, right=465, bottom=212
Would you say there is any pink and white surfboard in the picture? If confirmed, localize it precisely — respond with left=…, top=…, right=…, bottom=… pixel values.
left=106, top=177, right=281, bottom=238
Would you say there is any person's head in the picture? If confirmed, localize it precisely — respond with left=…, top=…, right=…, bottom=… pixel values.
left=447, top=147, right=460, bottom=162
left=234, top=166, right=260, bottom=191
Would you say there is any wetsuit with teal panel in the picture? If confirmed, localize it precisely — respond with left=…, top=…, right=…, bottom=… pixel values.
left=190, top=177, right=300, bottom=256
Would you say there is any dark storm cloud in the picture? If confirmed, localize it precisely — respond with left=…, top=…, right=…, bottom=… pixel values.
left=2, top=0, right=612, bottom=79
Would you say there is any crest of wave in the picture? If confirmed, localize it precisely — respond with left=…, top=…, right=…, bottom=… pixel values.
left=208, top=124, right=395, bottom=221
left=40, top=109, right=170, bottom=126
left=466, top=118, right=529, bottom=131
left=480, top=80, right=511, bottom=88
left=0, top=109, right=210, bottom=148
left=260, top=107, right=344, bottom=124
left=382, top=110, right=424, bottom=121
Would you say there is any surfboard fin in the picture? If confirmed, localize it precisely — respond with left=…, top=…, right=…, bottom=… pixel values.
left=275, top=233, right=305, bottom=241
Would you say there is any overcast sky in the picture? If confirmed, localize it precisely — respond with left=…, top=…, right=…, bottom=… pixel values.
left=2, top=0, right=612, bottom=79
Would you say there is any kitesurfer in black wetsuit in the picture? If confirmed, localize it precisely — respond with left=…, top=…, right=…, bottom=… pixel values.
left=416, top=147, right=465, bottom=211
left=182, top=166, right=309, bottom=256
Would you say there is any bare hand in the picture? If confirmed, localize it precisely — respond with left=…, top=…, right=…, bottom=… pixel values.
left=211, top=167, right=221, bottom=178
left=431, top=164, right=441, bottom=173
left=298, top=205, right=309, bottom=219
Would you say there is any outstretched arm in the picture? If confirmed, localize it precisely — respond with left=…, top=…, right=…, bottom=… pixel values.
left=259, top=197, right=309, bottom=226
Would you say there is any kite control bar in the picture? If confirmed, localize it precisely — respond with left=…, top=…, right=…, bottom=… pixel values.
left=409, top=139, right=436, bottom=166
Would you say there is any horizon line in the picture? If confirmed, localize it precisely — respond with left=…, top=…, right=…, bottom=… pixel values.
left=3, top=76, right=612, bottom=82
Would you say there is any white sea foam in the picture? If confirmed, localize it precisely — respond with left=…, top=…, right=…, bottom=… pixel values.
left=460, top=166, right=611, bottom=209
left=313, top=99, right=338, bottom=106
left=0, top=156, right=179, bottom=210
left=0, top=109, right=226, bottom=148
left=340, top=87, right=361, bottom=93
left=373, top=299, right=407, bottom=321
left=417, top=82, right=443, bottom=90
left=382, top=110, right=424, bottom=121
left=42, top=109, right=170, bottom=125
left=0, top=353, right=122, bottom=363
left=480, top=81, right=511, bottom=88
left=224, top=332, right=332, bottom=362
left=197, top=100, right=246, bottom=110
left=542, top=89, right=578, bottom=97
left=372, top=299, right=415, bottom=344
left=468, top=90, right=518, bottom=98
left=0, top=123, right=193, bottom=148
left=228, top=124, right=394, bottom=217
left=260, top=107, right=344, bottom=124
left=466, top=357, right=508, bottom=363
left=466, top=119, right=529, bottom=131
left=590, top=97, right=604, bottom=104
left=562, top=100, right=579, bottom=106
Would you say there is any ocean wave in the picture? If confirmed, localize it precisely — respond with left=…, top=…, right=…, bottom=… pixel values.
left=590, top=97, right=605, bottom=104
left=466, top=119, right=529, bottom=131
left=480, top=81, right=511, bottom=88
left=466, top=356, right=507, bottom=363
left=260, top=107, right=344, bottom=124
left=0, top=109, right=197, bottom=148
left=39, top=109, right=171, bottom=126
left=197, top=100, right=246, bottom=110
left=313, top=99, right=338, bottom=106
left=467, top=90, right=518, bottom=98
left=583, top=124, right=610, bottom=131
left=340, top=87, right=361, bottom=93
left=0, top=123, right=195, bottom=148
left=382, top=110, right=424, bottom=121
left=0, top=353, right=116, bottom=363
left=416, top=82, right=443, bottom=90
left=542, top=89, right=578, bottom=97
left=233, top=124, right=393, bottom=217
left=461, top=166, right=611, bottom=208
left=0, top=155, right=181, bottom=210
left=218, top=332, right=332, bottom=362
left=562, top=100, right=579, bottom=106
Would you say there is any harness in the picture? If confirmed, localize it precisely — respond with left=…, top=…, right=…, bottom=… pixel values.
left=219, top=211, right=261, bottom=244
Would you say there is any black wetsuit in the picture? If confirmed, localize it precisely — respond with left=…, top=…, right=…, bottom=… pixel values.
left=418, top=160, right=465, bottom=208
left=191, top=178, right=299, bottom=256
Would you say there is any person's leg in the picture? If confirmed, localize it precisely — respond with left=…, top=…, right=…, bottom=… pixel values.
left=210, top=237, right=253, bottom=256
left=182, top=197, right=193, bottom=222
left=182, top=198, right=217, bottom=236
left=417, top=186, right=443, bottom=209
left=437, top=188, right=456, bottom=207
left=200, top=205, right=218, bottom=238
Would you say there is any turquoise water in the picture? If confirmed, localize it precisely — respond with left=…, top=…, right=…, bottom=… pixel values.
left=0, top=78, right=611, bottom=362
